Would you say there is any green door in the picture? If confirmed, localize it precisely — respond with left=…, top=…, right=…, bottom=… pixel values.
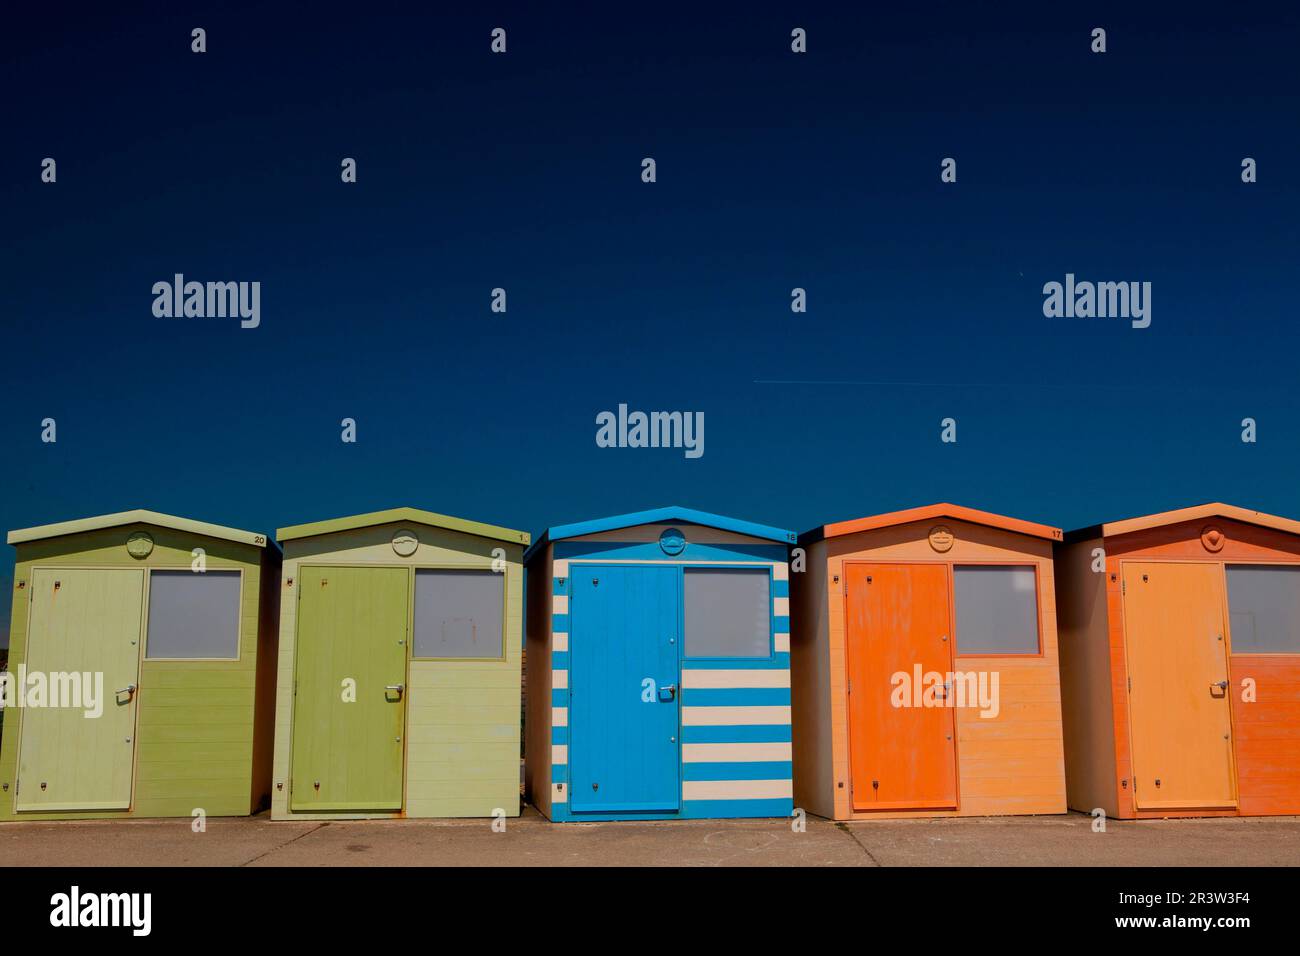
left=290, top=566, right=408, bottom=811
left=16, top=568, right=144, bottom=811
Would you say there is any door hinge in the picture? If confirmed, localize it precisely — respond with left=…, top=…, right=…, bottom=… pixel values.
left=293, top=680, right=297, bottom=697
left=1121, top=580, right=1126, bottom=594
left=1127, top=676, right=1132, bottom=693
left=847, top=679, right=852, bottom=694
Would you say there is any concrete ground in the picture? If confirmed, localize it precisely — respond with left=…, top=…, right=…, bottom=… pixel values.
left=3, top=808, right=1298, bottom=866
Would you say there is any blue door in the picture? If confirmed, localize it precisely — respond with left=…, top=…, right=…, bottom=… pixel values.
left=569, top=564, right=681, bottom=813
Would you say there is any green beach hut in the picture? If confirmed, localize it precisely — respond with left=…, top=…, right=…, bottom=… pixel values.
left=0, top=510, right=281, bottom=820
left=270, top=508, right=529, bottom=819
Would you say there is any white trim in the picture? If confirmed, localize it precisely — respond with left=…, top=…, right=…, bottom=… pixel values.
left=683, top=779, right=793, bottom=801
left=682, top=705, right=791, bottom=726
left=682, top=669, right=790, bottom=689
left=682, top=742, right=792, bottom=762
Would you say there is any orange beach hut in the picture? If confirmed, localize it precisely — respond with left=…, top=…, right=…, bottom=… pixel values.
left=1056, top=503, right=1300, bottom=818
left=790, top=504, right=1067, bottom=819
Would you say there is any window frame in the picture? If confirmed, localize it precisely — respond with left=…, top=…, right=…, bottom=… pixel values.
left=1224, top=561, right=1300, bottom=656
left=144, top=566, right=245, bottom=662
left=951, top=562, right=1044, bottom=659
left=409, top=564, right=509, bottom=663
left=680, top=563, right=777, bottom=663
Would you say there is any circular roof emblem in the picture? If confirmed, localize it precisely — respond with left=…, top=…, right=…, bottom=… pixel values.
left=126, top=531, right=154, bottom=559
left=1201, top=526, right=1225, bottom=553
left=928, top=525, right=955, bottom=553
left=659, top=527, right=686, bottom=556
left=392, top=529, right=419, bottom=557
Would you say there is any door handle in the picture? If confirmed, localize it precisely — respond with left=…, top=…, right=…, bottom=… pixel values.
left=1210, top=680, right=1228, bottom=697
left=384, top=684, right=405, bottom=700
left=658, top=684, right=677, bottom=702
left=115, top=683, right=137, bottom=701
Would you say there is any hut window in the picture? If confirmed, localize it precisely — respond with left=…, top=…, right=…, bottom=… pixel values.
left=684, top=567, right=771, bottom=658
left=953, top=566, right=1040, bottom=655
left=413, top=569, right=505, bottom=659
left=146, top=570, right=242, bottom=659
left=1227, top=566, right=1300, bottom=654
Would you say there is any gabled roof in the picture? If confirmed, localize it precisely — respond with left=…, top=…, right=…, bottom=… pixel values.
left=525, top=506, right=796, bottom=562
left=801, top=503, right=1062, bottom=544
left=1066, top=503, right=1300, bottom=542
left=276, top=507, right=530, bottom=545
left=7, top=509, right=272, bottom=548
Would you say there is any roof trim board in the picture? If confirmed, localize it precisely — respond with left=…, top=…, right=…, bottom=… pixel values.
left=276, top=507, right=530, bottom=545
left=525, top=506, right=796, bottom=563
left=1066, top=503, right=1300, bottom=542
left=7, top=509, right=272, bottom=548
left=802, top=503, right=1063, bottom=544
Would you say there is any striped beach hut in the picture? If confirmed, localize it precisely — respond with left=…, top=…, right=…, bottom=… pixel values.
left=524, top=507, right=796, bottom=821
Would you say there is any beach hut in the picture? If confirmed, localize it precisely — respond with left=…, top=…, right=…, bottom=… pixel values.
left=1056, top=503, right=1300, bottom=818
left=790, top=504, right=1067, bottom=819
left=0, top=510, right=280, bottom=820
left=270, top=508, right=528, bottom=819
left=524, top=507, right=796, bottom=821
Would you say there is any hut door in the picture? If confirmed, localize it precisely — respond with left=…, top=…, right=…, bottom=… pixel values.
left=291, top=566, right=408, bottom=811
left=16, top=568, right=144, bottom=811
left=569, top=565, right=681, bottom=813
left=1122, top=562, right=1236, bottom=810
left=845, top=563, right=958, bottom=811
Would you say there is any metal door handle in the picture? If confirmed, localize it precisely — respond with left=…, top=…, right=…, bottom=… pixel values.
left=115, top=684, right=137, bottom=700
left=385, top=684, right=405, bottom=699
left=658, top=684, right=677, bottom=702
left=1210, top=680, right=1228, bottom=696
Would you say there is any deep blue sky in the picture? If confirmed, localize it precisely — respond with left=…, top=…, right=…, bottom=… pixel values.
left=3, top=3, right=1299, bottom=644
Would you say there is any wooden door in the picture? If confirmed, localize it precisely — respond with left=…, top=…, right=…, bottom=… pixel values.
left=16, top=569, right=143, bottom=811
left=846, top=563, right=958, bottom=810
left=1122, top=562, right=1236, bottom=810
left=290, top=566, right=409, bottom=811
left=569, top=565, right=681, bottom=813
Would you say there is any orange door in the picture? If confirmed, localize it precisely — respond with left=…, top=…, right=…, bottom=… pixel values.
left=1122, top=562, right=1236, bottom=810
left=845, top=563, right=957, bottom=811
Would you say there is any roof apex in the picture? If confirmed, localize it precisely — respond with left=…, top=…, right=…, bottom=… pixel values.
left=276, top=507, right=530, bottom=545
left=7, top=509, right=271, bottom=548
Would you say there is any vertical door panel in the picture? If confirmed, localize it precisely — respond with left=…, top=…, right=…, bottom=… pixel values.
left=569, top=565, right=680, bottom=812
left=290, top=566, right=408, bottom=811
left=1123, top=562, right=1236, bottom=809
left=16, top=568, right=143, bottom=811
left=846, top=563, right=957, bottom=810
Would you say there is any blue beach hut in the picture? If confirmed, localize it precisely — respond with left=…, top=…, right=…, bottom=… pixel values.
left=523, top=507, right=796, bottom=821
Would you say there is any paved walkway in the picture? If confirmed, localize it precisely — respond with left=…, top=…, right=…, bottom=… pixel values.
left=3, top=809, right=1298, bottom=866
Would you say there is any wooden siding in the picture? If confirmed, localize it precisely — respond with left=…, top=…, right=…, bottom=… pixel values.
left=0, top=523, right=276, bottom=820
left=790, top=538, right=835, bottom=819
left=1098, top=516, right=1300, bottom=818
left=270, top=520, right=523, bottom=820
left=523, top=547, right=553, bottom=819
left=804, top=517, right=1067, bottom=820
left=529, top=522, right=793, bottom=821
left=1053, top=536, right=1120, bottom=816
